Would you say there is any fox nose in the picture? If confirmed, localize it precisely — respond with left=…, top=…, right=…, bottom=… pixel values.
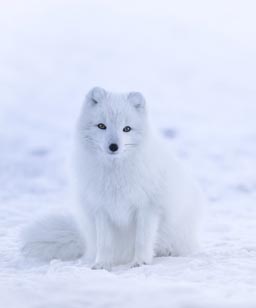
left=109, top=143, right=118, bottom=152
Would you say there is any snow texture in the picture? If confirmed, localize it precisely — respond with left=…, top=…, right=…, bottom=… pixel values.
left=1, top=0, right=256, bottom=307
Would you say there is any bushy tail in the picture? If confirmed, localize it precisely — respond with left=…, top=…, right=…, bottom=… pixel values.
left=21, top=214, right=85, bottom=261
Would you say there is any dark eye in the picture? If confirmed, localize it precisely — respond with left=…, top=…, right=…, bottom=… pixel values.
left=123, top=126, right=131, bottom=132
left=97, top=123, right=107, bottom=129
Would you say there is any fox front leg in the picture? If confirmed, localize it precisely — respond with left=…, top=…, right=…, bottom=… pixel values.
left=92, top=212, right=114, bottom=271
left=131, top=208, right=159, bottom=267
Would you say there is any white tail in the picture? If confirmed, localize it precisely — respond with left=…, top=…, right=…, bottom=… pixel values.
left=21, top=214, right=85, bottom=261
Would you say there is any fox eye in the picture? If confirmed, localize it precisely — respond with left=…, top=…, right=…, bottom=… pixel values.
left=97, top=123, right=107, bottom=129
left=123, top=126, right=131, bottom=132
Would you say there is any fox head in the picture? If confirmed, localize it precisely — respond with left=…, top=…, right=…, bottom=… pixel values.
left=78, top=87, right=148, bottom=160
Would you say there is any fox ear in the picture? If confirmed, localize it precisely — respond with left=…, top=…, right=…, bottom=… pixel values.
left=128, top=92, right=146, bottom=111
left=86, top=87, right=107, bottom=105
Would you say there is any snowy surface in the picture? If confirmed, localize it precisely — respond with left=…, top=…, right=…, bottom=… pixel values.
left=1, top=0, right=256, bottom=307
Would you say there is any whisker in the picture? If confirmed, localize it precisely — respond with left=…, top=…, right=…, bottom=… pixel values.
left=124, top=144, right=138, bottom=146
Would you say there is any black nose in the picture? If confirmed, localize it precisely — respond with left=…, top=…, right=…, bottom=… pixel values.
left=109, top=143, right=118, bottom=152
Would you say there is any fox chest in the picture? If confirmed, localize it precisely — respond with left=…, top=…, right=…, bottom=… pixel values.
left=80, top=171, right=153, bottom=224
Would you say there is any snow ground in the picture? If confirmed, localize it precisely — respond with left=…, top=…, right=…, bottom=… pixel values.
left=1, top=0, right=256, bottom=307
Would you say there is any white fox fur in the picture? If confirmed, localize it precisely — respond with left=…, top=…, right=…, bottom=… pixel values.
left=22, top=87, right=203, bottom=269
left=21, top=214, right=85, bottom=261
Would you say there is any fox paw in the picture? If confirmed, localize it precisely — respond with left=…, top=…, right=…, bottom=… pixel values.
left=91, top=262, right=112, bottom=271
left=130, top=258, right=151, bottom=268
left=131, top=261, right=147, bottom=268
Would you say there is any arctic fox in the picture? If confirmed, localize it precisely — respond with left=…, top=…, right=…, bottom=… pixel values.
left=22, top=87, right=203, bottom=269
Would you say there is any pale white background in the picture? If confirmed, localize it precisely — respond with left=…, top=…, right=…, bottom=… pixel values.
left=1, top=1, right=256, bottom=307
